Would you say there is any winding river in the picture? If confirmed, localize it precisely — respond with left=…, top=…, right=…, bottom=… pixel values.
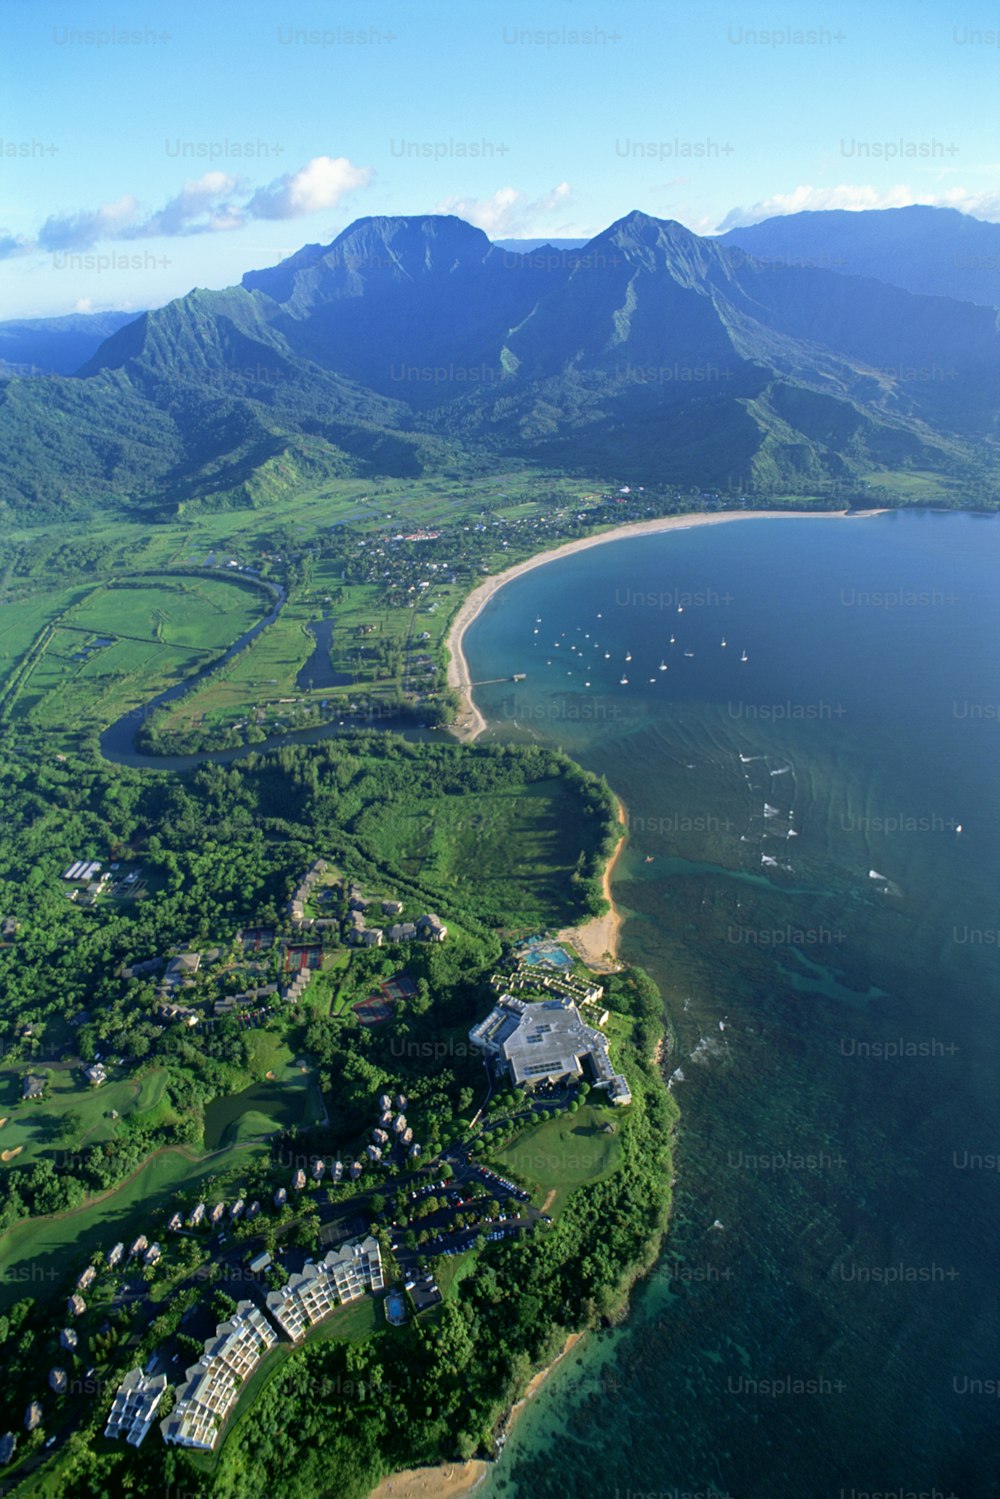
left=98, top=579, right=432, bottom=772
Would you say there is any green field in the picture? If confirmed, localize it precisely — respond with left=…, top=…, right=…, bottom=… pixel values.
left=356, top=778, right=599, bottom=928
left=0, top=1065, right=171, bottom=1169
left=0, top=1139, right=268, bottom=1311
left=0, top=570, right=271, bottom=743
left=0, top=466, right=620, bottom=748
left=493, top=1105, right=624, bottom=1213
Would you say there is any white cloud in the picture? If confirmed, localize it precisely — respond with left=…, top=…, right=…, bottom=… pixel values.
left=0, top=229, right=31, bottom=261
left=716, top=182, right=1000, bottom=231
left=247, top=156, right=372, bottom=220
left=26, top=157, right=374, bottom=253
left=38, top=194, right=142, bottom=251
left=142, top=172, right=244, bottom=237
left=434, top=182, right=578, bottom=237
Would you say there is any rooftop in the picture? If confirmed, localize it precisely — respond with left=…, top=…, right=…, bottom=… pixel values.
left=470, top=995, right=631, bottom=1103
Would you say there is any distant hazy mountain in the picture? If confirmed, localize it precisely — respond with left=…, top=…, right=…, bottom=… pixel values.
left=492, top=238, right=590, bottom=254
left=718, top=206, right=1000, bottom=307
left=3, top=210, right=1000, bottom=518
left=0, top=310, right=142, bottom=376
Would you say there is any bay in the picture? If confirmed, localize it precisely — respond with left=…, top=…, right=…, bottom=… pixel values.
left=463, top=511, right=1000, bottom=1497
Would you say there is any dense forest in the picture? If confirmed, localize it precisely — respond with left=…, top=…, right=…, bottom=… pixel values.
left=0, top=733, right=617, bottom=1228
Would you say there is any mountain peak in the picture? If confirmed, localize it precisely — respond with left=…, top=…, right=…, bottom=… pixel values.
left=243, top=214, right=495, bottom=302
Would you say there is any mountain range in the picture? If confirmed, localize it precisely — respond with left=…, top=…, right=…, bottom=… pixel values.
left=0, top=310, right=140, bottom=377
left=3, top=207, right=1000, bottom=518
left=718, top=206, right=1000, bottom=308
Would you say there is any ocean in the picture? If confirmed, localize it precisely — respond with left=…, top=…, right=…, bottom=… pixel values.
left=462, top=510, right=1000, bottom=1499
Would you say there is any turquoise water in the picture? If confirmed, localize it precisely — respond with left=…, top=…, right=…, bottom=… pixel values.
left=464, top=511, right=1000, bottom=1497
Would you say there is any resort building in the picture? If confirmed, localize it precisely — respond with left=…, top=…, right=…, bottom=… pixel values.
left=67, top=1294, right=86, bottom=1318
left=0, top=1432, right=17, bottom=1465
left=164, top=952, right=201, bottom=988
left=108, top=1241, right=125, bottom=1266
left=416, top=913, right=447, bottom=942
left=469, top=995, right=631, bottom=1105
left=105, top=1368, right=168, bottom=1447
left=49, top=1368, right=67, bottom=1395
left=160, top=1302, right=277, bottom=1451
left=59, top=1327, right=78, bottom=1352
left=24, top=1402, right=43, bottom=1432
left=76, top=1264, right=96, bottom=1291
left=265, top=1238, right=384, bottom=1343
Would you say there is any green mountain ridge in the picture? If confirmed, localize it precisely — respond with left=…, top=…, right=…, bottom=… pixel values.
left=4, top=208, right=1000, bottom=518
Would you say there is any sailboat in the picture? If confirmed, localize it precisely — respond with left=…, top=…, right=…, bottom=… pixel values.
left=721, top=638, right=727, bottom=647
left=619, top=675, right=629, bottom=685
left=625, top=651, right=632, bottom=661
left=669, top=634, right=676, bottom=645
left=659, top=660, right=668, bottom=671
left=740, top=649, right=748, bottom=662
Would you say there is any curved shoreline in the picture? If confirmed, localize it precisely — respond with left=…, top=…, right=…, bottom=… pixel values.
left=445, top=506, right=886, bottom=962
left=557, top=796, right=627, bottom=969
left=444, top=507, right=885, bottom=743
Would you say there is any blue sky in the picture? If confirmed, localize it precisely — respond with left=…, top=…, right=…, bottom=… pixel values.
left=2, top=0, right=999, bottom=316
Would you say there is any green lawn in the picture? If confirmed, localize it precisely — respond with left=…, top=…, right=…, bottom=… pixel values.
left=0, top=1066, right=172, bottom=1168
left=433, top=1246, right=479, bottom=1301
left=493, top=1105, right=624, bottom=1213
left=0, top=1140, right=268, bottom=1311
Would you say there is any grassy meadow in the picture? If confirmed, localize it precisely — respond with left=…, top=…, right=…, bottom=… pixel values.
left=493, top=1104, right=625, bottom=1215
left=0, top=1139, right=269, bottom=1312
left=354, top=777, right=596, bottom=929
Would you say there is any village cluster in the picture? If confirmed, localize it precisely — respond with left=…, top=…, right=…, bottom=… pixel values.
left=3, top=842, right=635, bottom=1474
left=1, top=1166, right=393, bottom=1461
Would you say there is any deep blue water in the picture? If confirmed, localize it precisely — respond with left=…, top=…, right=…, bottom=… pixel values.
left=464, top=511, right=1000, bottom=1499
left=295, top=616, right=354, bottom=690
